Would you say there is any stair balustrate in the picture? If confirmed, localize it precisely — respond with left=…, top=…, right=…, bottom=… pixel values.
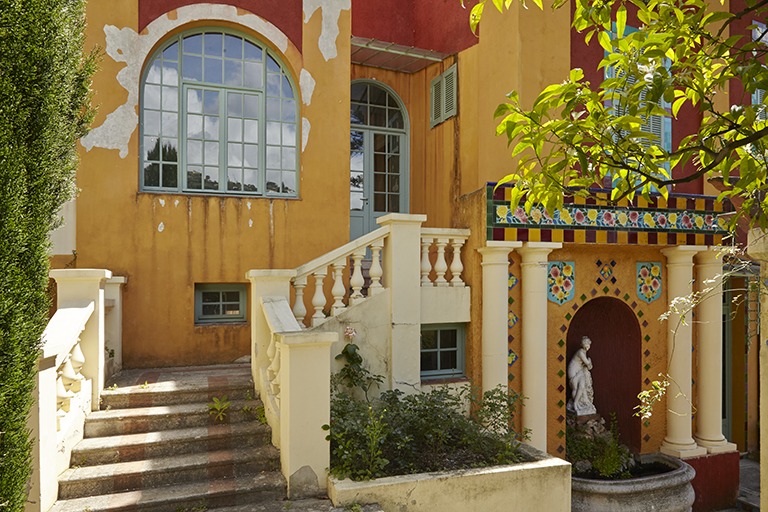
left=331, top=259, right=347, bottom=315
left=291, top=276, right=307, bottom=325
left=419, top=228, right=470, bottom=287
left=349, top=247, right=367, bottom=305
left=310, top=269, right=327, bottom=326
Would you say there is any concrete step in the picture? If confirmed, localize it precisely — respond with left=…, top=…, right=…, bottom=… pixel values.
left=85, top=400, right=261, bottom=437
left=101, top=371, right=254, bottom=410
left=213, top=499, right=385, bottom=512
left=51, top=473, right=285, bottom=512
left=59, top=445, right=280, bottom=499
left=72, top=421, right=271, bottom=466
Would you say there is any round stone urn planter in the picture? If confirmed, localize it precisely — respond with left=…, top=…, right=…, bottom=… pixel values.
left=571, top=453, right=696, bottom=512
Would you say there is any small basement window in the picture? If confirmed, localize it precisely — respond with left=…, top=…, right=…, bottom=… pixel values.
left=421, top=324, right=465, bottom=378
left=195, top=284, right=246, bottom=324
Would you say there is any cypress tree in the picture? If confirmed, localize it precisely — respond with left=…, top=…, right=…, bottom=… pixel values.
left=0, top=0, right=97, bottom=509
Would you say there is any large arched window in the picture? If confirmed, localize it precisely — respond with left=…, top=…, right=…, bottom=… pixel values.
left=141, top=28, right=299, bottom=197
left=349, top=81, right=409, bottom=240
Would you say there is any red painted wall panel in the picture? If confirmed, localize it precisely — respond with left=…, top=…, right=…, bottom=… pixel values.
left=351, top=0, right=478, bottom=54
left=139, top=0, right=303, bottom=51
left=687, top=451, right=739, bottom=512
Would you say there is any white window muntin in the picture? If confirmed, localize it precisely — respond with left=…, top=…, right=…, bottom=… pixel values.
left=140, top=28, right=299, bottom=197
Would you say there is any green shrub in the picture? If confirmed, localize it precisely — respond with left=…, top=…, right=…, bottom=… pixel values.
left=0, top=0, right=97, bottom=509
left=323, top=344, right=529, bottom=481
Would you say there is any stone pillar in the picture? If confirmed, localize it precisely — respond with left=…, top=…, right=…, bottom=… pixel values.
left=746, top=229, right=768, bottom=512
left=478, top=242, right=522, bottom=394
left=377, top=213, right=427, bottom=393
left=659, top=246, right=708, bottom=458
left=50, top=269, right=112, bottom=411
left=694, top=248, right=738, bottom=453
left=518, top=242, right=561, bottom=452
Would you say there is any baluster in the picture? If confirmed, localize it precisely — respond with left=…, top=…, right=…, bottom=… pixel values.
left=349, top=248, right=366, bottom=305
left=292, top=277, right=307, bottom=326
left=420, top=237, right=433, bottom=287
left=331, top=259, right=347, bottom=315
left=269, top=343, right=281, bottom=408
left=56, top=375, right=74, bottom=413
left=369, top=240, right=384, bottom=295
left=70, top=342, right=85, bottom=374
left=449, top=238, right=466, bottom=287
left=311, top=269, right=328, bottom=326
left=434, top=238, right=449, bottom=287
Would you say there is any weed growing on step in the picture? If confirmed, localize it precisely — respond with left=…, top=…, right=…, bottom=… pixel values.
left=343, top=503, right=362, bottom=512
left=207, top=395, right=231, bottom=422
left=107, top=383, right=118, bottom=391
left=175, top=501, right=206, bottom=512
left=140, top=381, right=149, bottom=389
left=256, top=405, right=267, bottom=425
left=324, top=344, right=530, bottom=481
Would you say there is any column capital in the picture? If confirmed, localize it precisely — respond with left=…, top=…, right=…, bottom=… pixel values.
left=694, top=246, right=724, bottom=266
left=661, top=245, right=709, bottom=264
left=518, top=242, right=562, bottom=263
left=477, top=242, right=521, bottom=265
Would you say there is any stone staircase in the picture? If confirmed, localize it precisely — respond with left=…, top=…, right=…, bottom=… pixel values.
left=50, top=364, right=287, bottom=512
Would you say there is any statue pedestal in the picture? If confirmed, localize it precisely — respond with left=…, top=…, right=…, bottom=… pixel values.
left=574, top=413, right=601, bottom=424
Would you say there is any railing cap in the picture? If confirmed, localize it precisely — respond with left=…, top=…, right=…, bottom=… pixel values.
left=106, top=276, right=128, bottom=285
left=50, top=269, right=112, bottom=280
left=377, top=213, right=427, bottom=226
left=277, top=331, right=338, bottom=346
left=245, top=269, right=297, bottom=280
left=40, top=302, right=95, bottom=360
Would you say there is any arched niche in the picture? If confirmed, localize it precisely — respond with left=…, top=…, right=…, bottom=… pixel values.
left=566, top=296, right=642, bottom=453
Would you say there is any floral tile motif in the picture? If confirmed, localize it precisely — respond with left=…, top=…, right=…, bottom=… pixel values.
left=547, top=262, right=575, bottom=304
left=508, top=311, right=519, bottom=328
left=508, top=272, right=518, bottom=289
left=508, top=349, right=518, bottom=366
left=637, top=263, right=662, bottom=303
left=599, top=264, right=613, bottom=280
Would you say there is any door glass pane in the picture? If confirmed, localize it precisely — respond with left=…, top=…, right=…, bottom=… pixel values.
left=388, top=194, right=400, bottom=213
left=374, top=193, right=385, bottom=212
left=350, top=192, right=364, bottom=211
left=374, top=173, right=385, bottom=192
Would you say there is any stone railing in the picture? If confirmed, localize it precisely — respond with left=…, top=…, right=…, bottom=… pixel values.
left=28, top=269, right=125, bottom=512
left=291, top=224, right=391, bottom=327
left=251, top=294, right=335, bottom=499
left=420, top=228, right=470, bottom=287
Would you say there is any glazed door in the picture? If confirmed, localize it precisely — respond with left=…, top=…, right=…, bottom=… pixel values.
left=350, top=129, right=406, bottom=240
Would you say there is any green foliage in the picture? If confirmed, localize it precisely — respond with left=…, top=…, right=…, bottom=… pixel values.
left=207, top=395, right=231, bottom=422
left=333, top=343, right=384, bottom=401
left=324, top=350, right=529, bottom=481
left=566, top=415, right=634, bottom=479
left=470, top=0, right=768, bottom=229
left=255, top=405, right=268, bottom=425
left=0, top=0, right=98, bottom=509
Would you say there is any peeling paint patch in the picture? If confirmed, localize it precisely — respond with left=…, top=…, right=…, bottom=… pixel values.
left=299, top=69, right=316, bottom=105
left=159, top=198, right=165, bottom=206
left=247, top=201, right=252, bottom=210
left=303, top=0, right=350, bottom=61
left=81, top=4, right=291, bottom=158
left=158, top=222, right=165, bottom=232
left=302, top=117, right=310, bottom=152
left=249, top=219, right=253, bottom=227
left=174, top=199, right=179, bottom=207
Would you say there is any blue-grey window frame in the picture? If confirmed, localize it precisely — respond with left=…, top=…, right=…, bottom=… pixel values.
left=420, top=323, right=466, bottom=379
left=140, top=27, right=300, bottom=198
left=194, top=283, right=247, bottom=324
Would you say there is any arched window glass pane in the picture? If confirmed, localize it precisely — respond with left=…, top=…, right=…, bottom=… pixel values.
left=140, top=29, right=298, bottom=197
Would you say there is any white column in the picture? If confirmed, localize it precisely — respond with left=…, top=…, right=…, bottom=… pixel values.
left=694, top=248, right=738, bottom=453
left=746, top=229, right=768, bottom=512
left=377, top=213, right=427, bottom=393
left=660, top=246, right=708, bottom=459
left=518, top=242, right=561, bottom=452
left=478, top=242, right=522, bottom=394
left=50, top=269, right=112, bottom=411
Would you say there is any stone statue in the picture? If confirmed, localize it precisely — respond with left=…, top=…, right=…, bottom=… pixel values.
left=567, top=336, right=596, bottom=416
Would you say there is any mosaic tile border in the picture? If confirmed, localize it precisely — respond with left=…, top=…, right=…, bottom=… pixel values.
left=486, top=184, right=728, bottom=245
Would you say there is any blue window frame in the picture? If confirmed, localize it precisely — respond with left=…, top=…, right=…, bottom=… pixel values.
left=141, top=28, right=299, bottom=197
left=194, top=284, right=247, bottom=324
left=420, top=324, right=465, bottom=378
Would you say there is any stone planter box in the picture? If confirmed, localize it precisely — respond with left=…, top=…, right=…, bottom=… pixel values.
left=571, top=452, right=696, bottom=512
left=328, top=444, right=571, bottom=512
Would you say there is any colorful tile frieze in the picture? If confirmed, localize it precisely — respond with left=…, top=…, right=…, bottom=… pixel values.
left=547, top=262, right=575, bottom=304
left=508, top=272, right=518, bottom=289
left=508, top=349, right=518, bottom=366
left=637, top=263, right=662, bottom=303
left=508, top=311, right=519, bottom=327
left=486, top=184, right=729, bottom=244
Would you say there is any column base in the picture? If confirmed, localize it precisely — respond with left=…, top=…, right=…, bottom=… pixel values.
left=694, top=437, right=739, bottom=454
left=660, top=441, right=708, bottom=459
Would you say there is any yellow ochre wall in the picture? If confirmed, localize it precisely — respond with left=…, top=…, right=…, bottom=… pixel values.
left=67, top=3, right=352, bottom=367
